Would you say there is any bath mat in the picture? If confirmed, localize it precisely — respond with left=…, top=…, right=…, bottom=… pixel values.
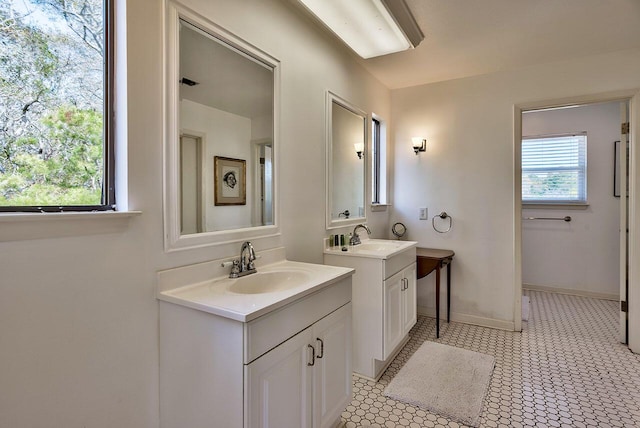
left=383, top=341, right=495, bottom=427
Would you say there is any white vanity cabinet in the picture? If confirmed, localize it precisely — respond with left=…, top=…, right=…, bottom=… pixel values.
left=157, top=255, right=353, bottom=428
left=324, top=240, right=417, bottom=380
left=246, top=303, right=352, bottom=428
left=383, top=264, right=416, bottom=359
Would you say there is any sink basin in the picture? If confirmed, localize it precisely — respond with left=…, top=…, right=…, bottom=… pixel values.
left=157, top=252, right=354, bottom=322
left=223, top=270, right=311, bottom=294
left=355, top=242, right=402, bottom=252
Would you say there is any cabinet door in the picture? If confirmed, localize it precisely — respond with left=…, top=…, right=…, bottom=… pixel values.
left=383, top=270, right=404, bottom=360
left=402, top=263, right=417, bottom=335
left=313, top=304, right=352, bottom=428
left=246, top=328, right=314, bottom=428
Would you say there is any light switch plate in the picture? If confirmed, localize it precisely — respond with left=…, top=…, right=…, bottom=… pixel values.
left=419, top=207, right=428, bottom=220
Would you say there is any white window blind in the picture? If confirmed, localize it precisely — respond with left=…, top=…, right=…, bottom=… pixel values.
left=522, top=134, right=587, bottom=203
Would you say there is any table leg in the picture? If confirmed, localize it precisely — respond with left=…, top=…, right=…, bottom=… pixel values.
left=447, top=261, right=451, bottom=323
left=435, top=264, right=441, bottom=338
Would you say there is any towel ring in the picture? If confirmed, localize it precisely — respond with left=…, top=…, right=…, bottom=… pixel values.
left=432, top=212, right=452, bottom=233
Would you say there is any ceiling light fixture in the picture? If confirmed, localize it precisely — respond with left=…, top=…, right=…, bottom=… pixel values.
left=296, top=0, right=424, bottom=59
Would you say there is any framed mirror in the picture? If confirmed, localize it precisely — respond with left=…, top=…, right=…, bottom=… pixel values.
left=164, top=3, right=280, bottom=251
left=326, top=92, right=367, bottom=229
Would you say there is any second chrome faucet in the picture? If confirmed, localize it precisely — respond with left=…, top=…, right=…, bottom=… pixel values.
left=349, top=224, right=371, bottom=246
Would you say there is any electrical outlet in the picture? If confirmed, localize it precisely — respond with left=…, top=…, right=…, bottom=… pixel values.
left=419, top=207, right=428, bottom=220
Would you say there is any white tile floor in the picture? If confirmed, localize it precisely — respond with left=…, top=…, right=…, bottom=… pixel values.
left=340, top=290, right=640, bottom=427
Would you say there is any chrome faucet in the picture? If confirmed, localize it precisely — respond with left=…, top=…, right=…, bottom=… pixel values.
left=225, top=241, right=257, bottom=278
left=239, top=241, right=257, bottom=276
left=350, top=224, right=371, bottom=246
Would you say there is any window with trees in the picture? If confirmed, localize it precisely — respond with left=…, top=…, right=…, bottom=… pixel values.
left=0, top=0, right=114, bottom=212
left=522, top=134, right=587, bottom=204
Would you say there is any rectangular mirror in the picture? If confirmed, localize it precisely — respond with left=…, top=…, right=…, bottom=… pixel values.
left=326, top=92, right=367, bottom=229
left=164, top=4, right=279, bottom=251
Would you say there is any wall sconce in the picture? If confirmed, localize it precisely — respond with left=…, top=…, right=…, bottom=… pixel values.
left=354, top=142, right=364, bottom=159
left=412, top=137, right=426, bottom=155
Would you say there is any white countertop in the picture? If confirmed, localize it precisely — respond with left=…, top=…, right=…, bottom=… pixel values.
left=157, top=259, right=353, bottom=322
left=323, top=238, right=418, bottom=260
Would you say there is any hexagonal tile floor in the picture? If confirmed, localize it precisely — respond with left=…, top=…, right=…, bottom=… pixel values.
left=340, top=290, right=640, bottom=427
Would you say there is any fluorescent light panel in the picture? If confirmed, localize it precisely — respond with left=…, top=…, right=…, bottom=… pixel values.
left=298, top=0, right=412, bottom=59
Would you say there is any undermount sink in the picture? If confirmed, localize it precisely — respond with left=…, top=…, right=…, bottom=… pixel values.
left=222, top=270, right=311, bottom=294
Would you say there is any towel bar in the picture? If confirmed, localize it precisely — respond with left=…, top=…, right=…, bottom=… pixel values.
left=523, top=216, right=571, bottom=222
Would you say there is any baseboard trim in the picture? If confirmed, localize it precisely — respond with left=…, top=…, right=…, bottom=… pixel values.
left=417, top=306, right=515, bottom=331
left=523, top=283, right=619, bottom=301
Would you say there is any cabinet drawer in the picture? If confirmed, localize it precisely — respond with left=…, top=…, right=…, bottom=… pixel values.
left=383, top=248, right=416, bottom=280
left=243, top=277, right=351, bottom=364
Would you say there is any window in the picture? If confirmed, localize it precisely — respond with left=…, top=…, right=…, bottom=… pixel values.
left=522, top=133, right=587, bottom=204
left=372, top=118, right=381, bottom=203
left=371, top=117, right=387, bottom=204
left=0, top=0, right=114, bottom=212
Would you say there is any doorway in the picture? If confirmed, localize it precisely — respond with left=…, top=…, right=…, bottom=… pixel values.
left=180, top=134, right=204, bottom=234
left=521, top=101, right=624, bottom=338
left=513, top=90, right=639, bottom=352
left=252, top=140, right=274, bottom=227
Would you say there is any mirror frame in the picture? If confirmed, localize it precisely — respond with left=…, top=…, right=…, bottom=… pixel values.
left=164, top=2, right=280, bottom=251
left=326, top=91, right=368, bottom=230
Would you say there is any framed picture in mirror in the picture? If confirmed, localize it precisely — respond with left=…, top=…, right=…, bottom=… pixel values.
left=214, top=156, right=246, bottom=205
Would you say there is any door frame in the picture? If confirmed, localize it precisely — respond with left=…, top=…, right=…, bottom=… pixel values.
left=179, top=132, right=205, bottom=234
left=513, top=89, right=640, bottom=352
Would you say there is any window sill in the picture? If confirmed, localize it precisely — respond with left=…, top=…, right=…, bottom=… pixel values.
left=371, top=204, right=391, bottom=212
left=0, top=210, right=142, bottom=242
left=522, top=203, right=589, bottom=210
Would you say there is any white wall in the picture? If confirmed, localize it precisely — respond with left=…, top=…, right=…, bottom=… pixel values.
left=0, top=0, right=391, bottom=427
left=521, top=102, right=621, bottom=298
left=391, top=48, right=640, bottom=329
left=181, top=100, right=254, bottom=231
left=251, top=113, right=272, bottom=141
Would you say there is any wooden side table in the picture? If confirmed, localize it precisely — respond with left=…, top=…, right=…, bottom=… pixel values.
left=416, top=247, right=455, bottom=338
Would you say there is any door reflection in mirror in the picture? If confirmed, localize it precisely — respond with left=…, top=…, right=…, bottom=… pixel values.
left=180, top=134, right=204, bottom=234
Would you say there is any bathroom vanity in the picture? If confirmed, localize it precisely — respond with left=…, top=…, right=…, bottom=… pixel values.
left=324, top=239, right=417, bottom=380
left=157, top=248, right=354, bottom=428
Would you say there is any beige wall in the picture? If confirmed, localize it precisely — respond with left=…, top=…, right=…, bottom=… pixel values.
left=0, top=0, right=390, bottom=426
left=390, top=48, right=640, bottom=328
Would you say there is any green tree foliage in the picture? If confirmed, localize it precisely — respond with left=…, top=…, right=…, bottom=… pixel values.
left=525, top=172, right=578, bottom=199
left=0, top=0, right=104, bottom=207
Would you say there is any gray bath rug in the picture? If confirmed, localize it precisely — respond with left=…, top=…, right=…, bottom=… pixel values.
left=383, top=341, right=495, bottom=427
